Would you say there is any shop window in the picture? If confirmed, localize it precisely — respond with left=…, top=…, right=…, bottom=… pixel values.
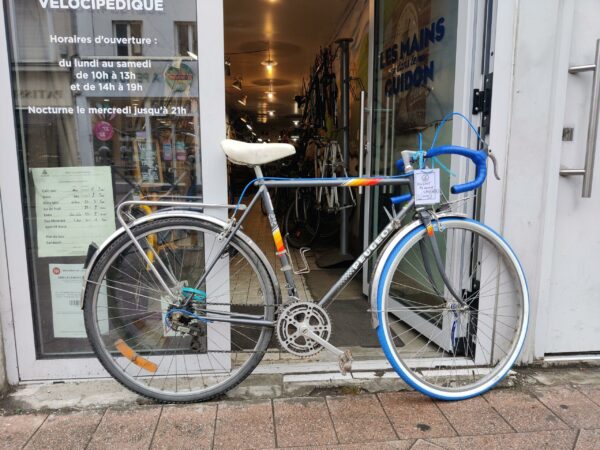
left=6, top=0, right=202, bottom=357
left=113, top=21, right=143, bottom=56
left=175, top=22, right=198, bottom=56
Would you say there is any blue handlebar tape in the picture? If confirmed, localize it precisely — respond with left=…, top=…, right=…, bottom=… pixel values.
left=396, top=158, right=406, bottom=173
left=395, top=146, right=487, bottom=194
left=391, top=193, right=412, bottom=205
left=426, top=146, right=487, bottom=194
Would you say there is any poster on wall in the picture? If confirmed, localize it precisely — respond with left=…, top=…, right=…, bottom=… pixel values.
left=32, top=166, right=115, bottom=258
left=49, top=264, right=108, bottom=338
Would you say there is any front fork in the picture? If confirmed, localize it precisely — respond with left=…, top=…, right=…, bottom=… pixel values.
left=417, top=209, right=467, bottom=307
left=417, top=210, right=475, bottom=352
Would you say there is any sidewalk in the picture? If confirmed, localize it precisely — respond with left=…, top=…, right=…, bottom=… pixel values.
left=1, top=366, right=600, bottom=449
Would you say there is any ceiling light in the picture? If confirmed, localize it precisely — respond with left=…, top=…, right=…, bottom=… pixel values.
left=265, top=81, right=276, bottom=101
left=232, top=77, right=243, bottom=91
left=240, top=116, right=247, bottom=123
left=261, top=48, right=278, bottom=72
left=246, top=124, right=253, bottom=131
left=293, top=120, right=300, bottom=127
left=268, top=110, right=275, bottom=117
left=237, top=95, right=247, bottom=106
left=187, top=51, right=198, bottom=60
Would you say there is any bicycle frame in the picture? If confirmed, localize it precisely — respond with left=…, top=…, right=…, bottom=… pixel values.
left=109, top=166, right=415, bottom=328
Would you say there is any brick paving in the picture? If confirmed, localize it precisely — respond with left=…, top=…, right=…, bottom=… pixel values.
left=2, top=383, right=600, bottom=449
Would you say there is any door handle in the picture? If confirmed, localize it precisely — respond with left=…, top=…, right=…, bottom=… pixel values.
left=560, top=39, right=600, bottom=198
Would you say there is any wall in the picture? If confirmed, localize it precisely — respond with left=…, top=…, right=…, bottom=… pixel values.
left=0, top=201, right=10, bottom=392
left=486, top=0, right=569, bottom=363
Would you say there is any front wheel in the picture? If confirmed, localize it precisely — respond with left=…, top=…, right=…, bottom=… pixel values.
left=83, top=217, right=276, bottom=403
left=377, top=218, right=529, bottom=401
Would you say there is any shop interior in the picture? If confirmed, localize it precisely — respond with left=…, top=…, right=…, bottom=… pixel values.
left=222, top=0, right=379, bottom=350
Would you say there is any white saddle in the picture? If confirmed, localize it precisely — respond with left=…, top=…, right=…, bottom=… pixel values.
left=220, top=139, right=296, bottom=166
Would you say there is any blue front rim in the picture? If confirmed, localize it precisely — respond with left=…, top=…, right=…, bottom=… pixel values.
left=375, top=217, right=529, bottom=401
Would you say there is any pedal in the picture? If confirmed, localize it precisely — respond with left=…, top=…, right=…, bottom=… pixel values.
left=338, top=349, right=353, bottom=375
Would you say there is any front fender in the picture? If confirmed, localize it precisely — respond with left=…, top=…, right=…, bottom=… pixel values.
left=80, top=210, right=282, bottom=308
left=369, top=212, right=466, bottom=328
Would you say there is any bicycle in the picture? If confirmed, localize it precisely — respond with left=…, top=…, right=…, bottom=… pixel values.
left=81, top=138, right=529, bottom=403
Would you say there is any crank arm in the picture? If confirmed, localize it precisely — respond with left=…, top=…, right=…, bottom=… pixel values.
left=301, top=325, right=344, bottom=357
left=301, top=325, right=353, bottom=375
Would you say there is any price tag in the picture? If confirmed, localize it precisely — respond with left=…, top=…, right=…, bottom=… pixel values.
left=414, top=169, right=441, bottom=205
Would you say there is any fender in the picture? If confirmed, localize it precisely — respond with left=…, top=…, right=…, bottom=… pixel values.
left=369, top=212, right=466, bottom=328
left=80, top=210, right=282, bottom=308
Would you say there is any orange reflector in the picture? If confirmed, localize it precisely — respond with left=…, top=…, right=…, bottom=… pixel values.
left=427, top=224, right=434, bottom=237
left=115, top=339, right=158, bottom=373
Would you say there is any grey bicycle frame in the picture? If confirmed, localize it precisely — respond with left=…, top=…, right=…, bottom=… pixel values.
left=114, top=166, right=414, bottom=328
left=250, top=166, right=414, bottom=310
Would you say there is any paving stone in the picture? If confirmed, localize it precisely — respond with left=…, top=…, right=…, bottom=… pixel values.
left=435, top=396, right=513, bottom=436
left=410, top=439, right=447, bottom=449
left=378, top=392, right=456, bottom=440
left=576, top=429, right=600, bottom=449
left=534, top=386, right=600, bottom=429
left=213, top=399, right=275, bottom=449
left=150, top=404, right=217, bottom=450
left=429, top=429, right=578, bottom=449
left=321, top=441, right=415, bottom=450
left=578, top=385, right=600, bottom=408
left=326, top=394, right=396, bottom=444
left=0, top=414, right=47, bottom=450
left=25, top=410, right=103, bottom=450
left=87, top=406, right=162, bottom=450
left=484, top=389, right=569, bottom=432
left=273, top=397, right=337, bottom=447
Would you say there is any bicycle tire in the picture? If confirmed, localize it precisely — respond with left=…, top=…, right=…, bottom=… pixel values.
left=376, top=218, right=529, bottom=401
left=284, top=193, right=320, bottom=248
left=83, top=216, right=276, bottom=403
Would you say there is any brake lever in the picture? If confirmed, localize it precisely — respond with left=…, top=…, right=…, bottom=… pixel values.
left=485, top=147, right=501, bottom=180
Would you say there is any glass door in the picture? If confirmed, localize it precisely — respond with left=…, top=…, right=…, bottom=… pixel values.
left=0, top=0, right=227, bottom=381
left=364, top=0, right=488, bottom=347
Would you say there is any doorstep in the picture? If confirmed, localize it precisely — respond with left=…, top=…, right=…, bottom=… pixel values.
left=2, top=362, right=599, bottom=414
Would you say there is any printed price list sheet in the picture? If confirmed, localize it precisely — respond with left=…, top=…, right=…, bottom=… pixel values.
left=32, top=166, right=115, bottom=258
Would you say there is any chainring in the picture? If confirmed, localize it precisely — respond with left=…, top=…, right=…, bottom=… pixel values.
left=276, top=302, right=332, bottom=357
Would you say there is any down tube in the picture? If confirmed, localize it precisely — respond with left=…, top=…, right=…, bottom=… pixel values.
left=317, top=199, right=415, bottom=308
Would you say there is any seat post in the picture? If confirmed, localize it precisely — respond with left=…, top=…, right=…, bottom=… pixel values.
left=254, top=165, right=264, bottom=180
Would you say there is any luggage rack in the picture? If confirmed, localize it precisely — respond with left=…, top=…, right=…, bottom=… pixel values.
left=116, top=198, right=245, bottom=226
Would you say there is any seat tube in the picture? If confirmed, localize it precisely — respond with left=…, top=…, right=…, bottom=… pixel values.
left=253, top=166, right=299, bottom=300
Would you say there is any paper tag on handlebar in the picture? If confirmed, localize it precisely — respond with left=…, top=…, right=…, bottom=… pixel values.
left=414, top=169, right=441, bottom=205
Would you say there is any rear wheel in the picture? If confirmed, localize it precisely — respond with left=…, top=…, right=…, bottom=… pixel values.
left=377, top=218, right=529, bottom=400
left=83, top=217, right=275, bottom=403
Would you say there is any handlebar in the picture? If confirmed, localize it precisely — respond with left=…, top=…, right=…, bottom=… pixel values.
left=395, top=145, right=488, bottom=194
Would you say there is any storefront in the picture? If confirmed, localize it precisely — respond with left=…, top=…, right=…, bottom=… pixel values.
left=0, top=0, right=227, bottom=382
left=0, top=0, right=599, bottom=387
